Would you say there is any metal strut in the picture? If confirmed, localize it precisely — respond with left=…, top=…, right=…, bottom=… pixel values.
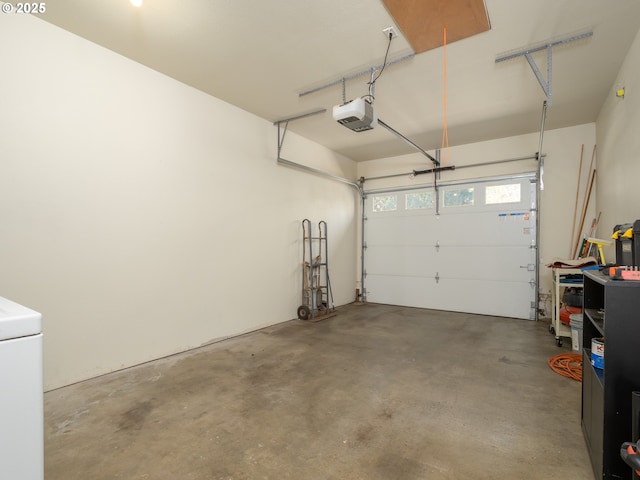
left=378, top=119, right=439, bottom=166
left=275, top=109, right=327, bottom=159
left=534, top=100, right=548, bottom=321
left=495, top=30, right=593, bottom=106
left=298, top=53, right=415, bottom=98
left=274, top=109, right=361, bottom=193
left=412, top=165, right=455, bottom=177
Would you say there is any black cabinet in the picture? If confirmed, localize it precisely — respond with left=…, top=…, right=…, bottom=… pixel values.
left=582, top=271, right=640, bottom=479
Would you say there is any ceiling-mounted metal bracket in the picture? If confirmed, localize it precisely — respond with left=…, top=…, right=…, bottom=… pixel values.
left=273, top=108, right=327, bottom=126
left=298, top=53, right=415, bottom=98
left=273, top=108, right=361, bottom=194
left=273, top=108, right=326, bottom=158
left=525, top=46, right=552, bottom=105
left=495, top=30, right=593, bottom=106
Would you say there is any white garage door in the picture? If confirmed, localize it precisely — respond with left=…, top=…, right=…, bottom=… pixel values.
left=364, top=176, right=537, bottom=319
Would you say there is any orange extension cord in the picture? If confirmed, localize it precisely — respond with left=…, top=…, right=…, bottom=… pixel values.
left=548, top=353, right=582, bottom=381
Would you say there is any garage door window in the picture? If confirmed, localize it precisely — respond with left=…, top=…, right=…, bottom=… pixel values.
left=443, top=187, right=474, bottom=207
left=485, top=184, right=521, bottom=205
left=406, top=192, right=434, bottom=210
left=372, top=195, right=397, bottom=212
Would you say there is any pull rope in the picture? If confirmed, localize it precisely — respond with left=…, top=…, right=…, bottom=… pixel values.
left=441, top=26, right=450, bottom=164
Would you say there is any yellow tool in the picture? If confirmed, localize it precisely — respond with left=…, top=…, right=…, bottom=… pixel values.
left=611, top=227, right=633, bottom=240
left=587, top=237, right=612, bottom=264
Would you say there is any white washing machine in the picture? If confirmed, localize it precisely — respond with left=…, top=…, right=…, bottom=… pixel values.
left=0, top=297, right=43, bottom=480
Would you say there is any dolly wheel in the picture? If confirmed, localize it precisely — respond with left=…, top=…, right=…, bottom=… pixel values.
left=297, top=305, right=311, bottom=321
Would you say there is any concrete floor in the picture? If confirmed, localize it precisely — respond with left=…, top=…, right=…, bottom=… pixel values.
left=44, top=303, right=592, bottom=480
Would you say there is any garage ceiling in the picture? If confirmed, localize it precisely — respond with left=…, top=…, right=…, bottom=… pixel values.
left=34, top=0, right=640, bottom=162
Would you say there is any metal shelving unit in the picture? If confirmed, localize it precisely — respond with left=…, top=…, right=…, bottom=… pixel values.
left=549, top=268, right=583, bottom=347
left=582, top=270, right=640, bottom=479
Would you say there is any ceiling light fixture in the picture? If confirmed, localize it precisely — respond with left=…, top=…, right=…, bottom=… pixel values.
left=130, top=0, right=143, bottom=7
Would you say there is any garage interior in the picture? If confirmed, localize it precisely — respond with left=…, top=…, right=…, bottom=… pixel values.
left=2, top=0, right=640, bottom=479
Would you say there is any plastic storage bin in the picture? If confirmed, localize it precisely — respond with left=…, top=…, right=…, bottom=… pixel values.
left=570, top=313, right=583, bottom=353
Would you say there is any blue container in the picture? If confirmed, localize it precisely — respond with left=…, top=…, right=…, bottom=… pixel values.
left=591, top=337, right=604, bottom=369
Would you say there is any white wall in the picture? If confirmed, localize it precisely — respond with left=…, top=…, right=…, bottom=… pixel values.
left=0, top=15, right=358, bottom=390
left=596, top=26, right=640, bottom=255
left=356, top=124, right=597, bottom=316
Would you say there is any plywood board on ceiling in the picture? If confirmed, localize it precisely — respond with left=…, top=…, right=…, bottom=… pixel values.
left=381, top=0, right=490, bottom=53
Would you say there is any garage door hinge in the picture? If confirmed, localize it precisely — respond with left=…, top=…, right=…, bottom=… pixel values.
left=435, top=272, right=440, bottom=284
left=363, top=242, right=368, bottom=250
left=435, top=241, right=440, bottom=252
left=364, top=270, right=367, bottom=278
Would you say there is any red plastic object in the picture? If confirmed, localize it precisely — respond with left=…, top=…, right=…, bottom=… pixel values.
left=560, top=305, right=582, bottom=325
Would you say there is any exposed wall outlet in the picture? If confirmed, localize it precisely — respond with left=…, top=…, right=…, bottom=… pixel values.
left=382, top=26, right=398, bottom=39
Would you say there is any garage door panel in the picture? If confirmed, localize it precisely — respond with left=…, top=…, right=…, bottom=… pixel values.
left=367, top=245, right=437, bottom=277
left=366, top=276, right=532, bottom=319
left=365, top=217, right=405, bottom=243
left=434, top=246, right=533, bottom=281
left=367, top=217, right=439, bottom=245
left=364, top=178, right=536, bottom=319
left=431, top=212, right=532, bottom=246
left=368, top=246, right=533, bottom=281
left=366, top=275, right=439, bottom=309
left=434, top=278, right=534, bottom=318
